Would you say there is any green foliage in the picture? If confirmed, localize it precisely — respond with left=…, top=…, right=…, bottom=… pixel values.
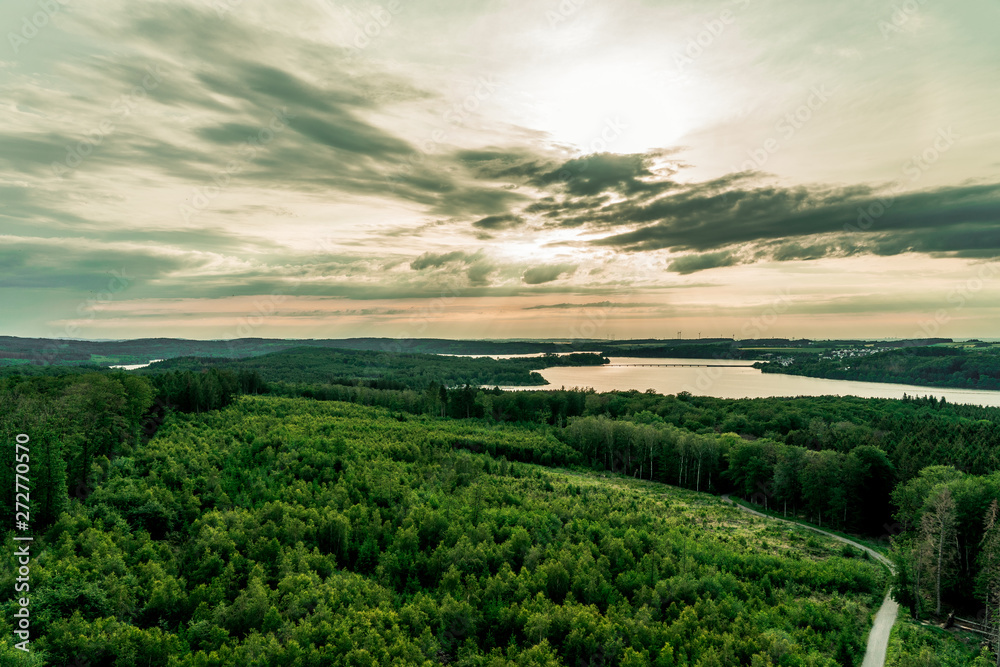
left=889, top=468, right=1000, bottom=614
left=885, top=618, right=987, bottom=666
left=148, top=368, right=265, bottom=413
left=139, top=347, right=608, bottom=390
left=255, top=377, right=1000, bottom=485
left=0, top=373, right=154, bottom=524
left=760, top=346, right=1000, bottom=391
left=1, top=396, right=888, bottom=665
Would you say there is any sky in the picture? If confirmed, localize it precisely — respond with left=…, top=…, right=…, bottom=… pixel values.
left=1, top=0, right=999, bottom=342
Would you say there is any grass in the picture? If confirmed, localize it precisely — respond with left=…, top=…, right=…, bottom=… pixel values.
left=551, top=467, right=888, bottom=566
left=726, top=495, right=891, bottom=557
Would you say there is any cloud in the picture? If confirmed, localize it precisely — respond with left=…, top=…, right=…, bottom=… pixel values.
left=523, top=301, right=663, bottom=310
left=164, top=279, right=630, bottom=301
left=668, top=251, right=741, bottom=274
left=531, top=152, right=677, bottom=197
left=473, top=214, right=524, bottom=230
left=3, top=0, right=525, bottom=223
left=458, top=148, right=553, bottom=181
left=585, top=179, right=1000, bottom=262
left=466, top=261, right=496, bottom=285
left=410, top=251, right=476, bottom=270
left=4, top=0, right=1000, bottom=340
left=0, top=237, right=195, bottom=290
left=523, top=263, right=578, bottom=285
left=769, top=241, right=847, bottom=262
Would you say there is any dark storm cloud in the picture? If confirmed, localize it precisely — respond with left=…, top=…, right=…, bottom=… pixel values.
left=872, top=223, right=1000, bottom=258
left=425, top=183, right=527, bottom=218
left=522, top=264, right=578, bottom=285
left=219, top=61, right=373, bottom=112
left=586, top=179, right=999, bottom=251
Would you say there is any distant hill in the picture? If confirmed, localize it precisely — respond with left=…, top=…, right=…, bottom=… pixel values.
left=758, top=344, right=1000, bottom=390
left=0, top=334, right=953, bottom=368
left=135, top=346, right=609, bottom=389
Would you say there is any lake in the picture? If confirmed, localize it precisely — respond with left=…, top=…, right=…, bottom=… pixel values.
left=501, top=357, right=1000, bottom=408
left=110, top=359, right=163, bottom=370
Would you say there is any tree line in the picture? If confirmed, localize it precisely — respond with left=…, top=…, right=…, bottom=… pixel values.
left=137, top=347, right=609, bottom=389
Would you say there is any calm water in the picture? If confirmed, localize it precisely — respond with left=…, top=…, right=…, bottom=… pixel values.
left=441, top=352, right=603, bottom=359
left=110, top=359, right=163, bottom=370
left=502, top=357, right=1000, bottom=408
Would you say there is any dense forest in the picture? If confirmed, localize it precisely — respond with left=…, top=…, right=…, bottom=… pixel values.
left=138, top=348, right=609, bottom=389
left=0, top=373, right=154, bottom=524
left=56, top=356, right=1000, bottom=535
left=2, top=384, right=892, bottom=665
left=253, top=378, right=1000, bottom=484
left=758, top=346, right=1000, bottom=390
left=4, top=349, right=1000, bottom=663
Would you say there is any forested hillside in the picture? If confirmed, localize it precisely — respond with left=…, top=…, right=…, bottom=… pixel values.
left=0, top=334, right=958, bottom=370
left=758, top=346, right=1000, bottom=390
left=4, top=362, right=1000, bottom=663
left=2, top=395, right=889, bottom=665
left=139, top=347, right=608, bottom=389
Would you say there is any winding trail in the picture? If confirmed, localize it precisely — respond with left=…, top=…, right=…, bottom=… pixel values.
left=720, top=496, right=898, bottom=667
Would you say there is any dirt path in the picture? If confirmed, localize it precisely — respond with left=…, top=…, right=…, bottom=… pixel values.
left=720, top=495, right=898, bottom=667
